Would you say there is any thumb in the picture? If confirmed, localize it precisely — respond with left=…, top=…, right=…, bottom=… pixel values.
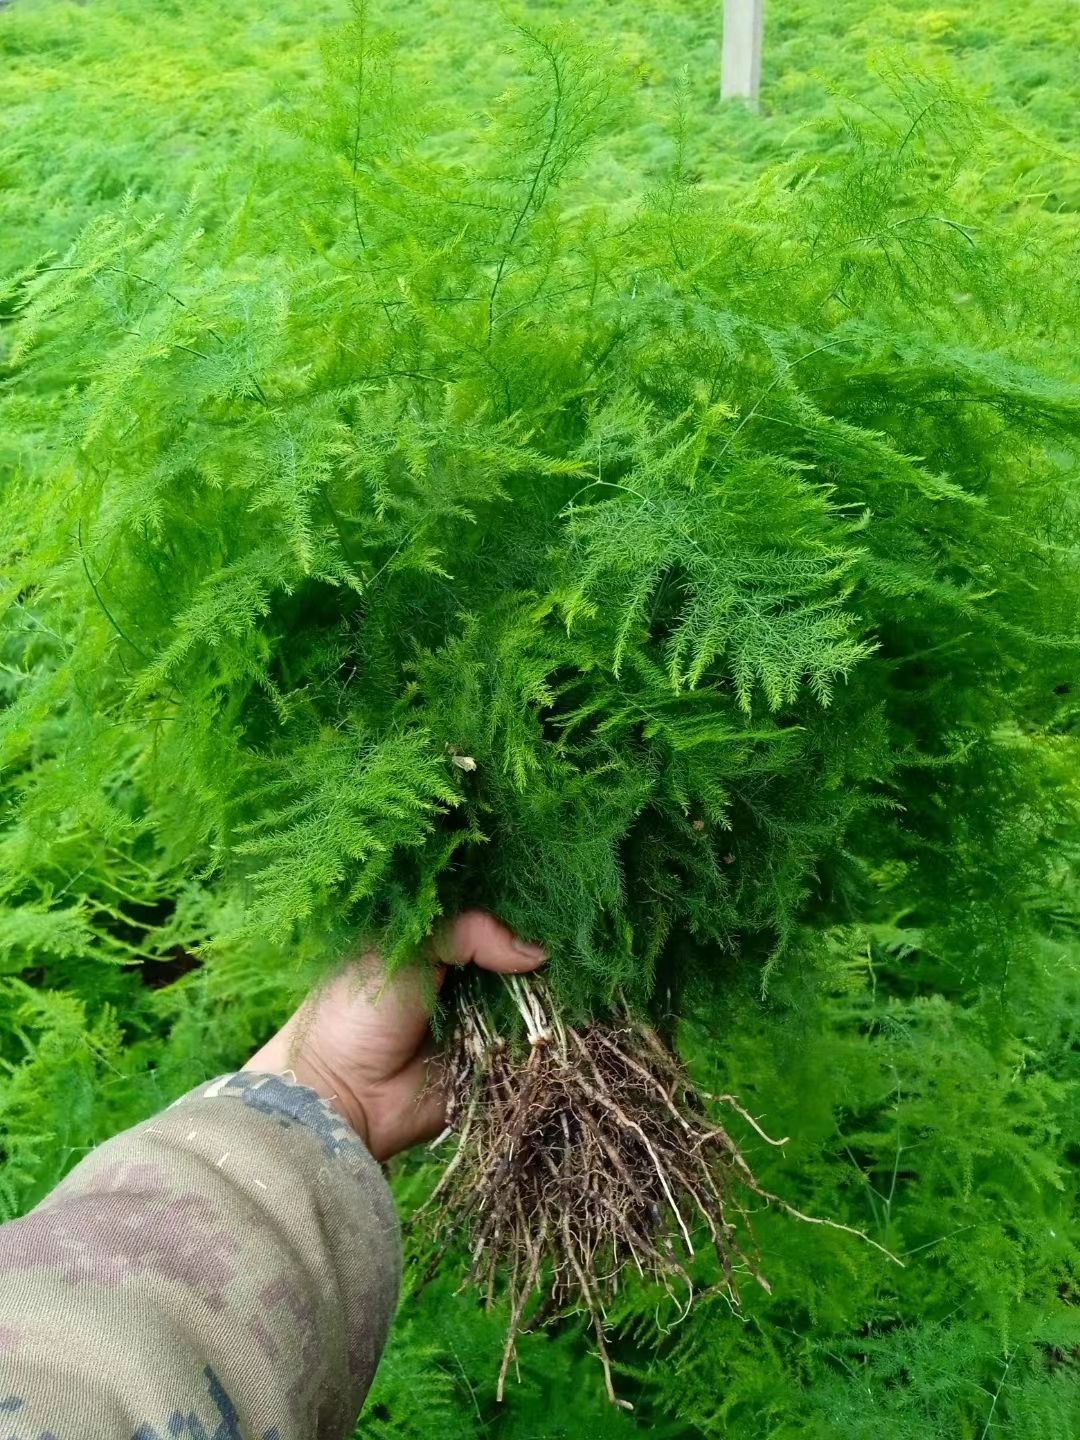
left=431, top=910, right=547, bottom=974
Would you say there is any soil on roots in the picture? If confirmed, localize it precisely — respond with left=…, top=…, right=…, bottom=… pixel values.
left=422, top=978, right=893, bottom=1409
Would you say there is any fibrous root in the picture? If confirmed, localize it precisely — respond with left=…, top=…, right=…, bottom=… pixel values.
left=422, top=977, right=898, bottom=1409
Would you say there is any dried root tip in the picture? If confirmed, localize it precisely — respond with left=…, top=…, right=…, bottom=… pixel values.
left=422, top=980, right=898, bottom=1408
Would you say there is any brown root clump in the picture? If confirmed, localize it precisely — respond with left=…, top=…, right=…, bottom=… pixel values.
left=423, top=977, right=896, bottom=1410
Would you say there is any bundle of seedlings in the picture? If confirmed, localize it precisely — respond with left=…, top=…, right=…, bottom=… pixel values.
left=3, top=3, right=1079, bottom=1427
left=424, top=974, right=896, bottom=1408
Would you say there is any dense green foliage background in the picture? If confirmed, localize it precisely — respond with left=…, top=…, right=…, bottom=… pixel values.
left=2, top=1, right=1079, bottom=1435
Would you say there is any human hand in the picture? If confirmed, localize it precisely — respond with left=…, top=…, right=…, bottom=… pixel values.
left=243, top=911, right=546, bottom=1161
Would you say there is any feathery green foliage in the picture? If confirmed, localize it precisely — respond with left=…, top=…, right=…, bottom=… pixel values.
left=1, top=0, right=1079, bottom=1434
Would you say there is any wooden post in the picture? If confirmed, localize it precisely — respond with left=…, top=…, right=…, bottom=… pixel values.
left=721, top=0, right=764, bottom=109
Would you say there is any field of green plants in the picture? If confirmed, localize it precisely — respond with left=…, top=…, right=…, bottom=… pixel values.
left=2, top=0, right=1079, bottom=1435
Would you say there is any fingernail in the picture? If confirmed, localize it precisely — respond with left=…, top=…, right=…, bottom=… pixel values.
left=512, top=939, right=547, bottom=962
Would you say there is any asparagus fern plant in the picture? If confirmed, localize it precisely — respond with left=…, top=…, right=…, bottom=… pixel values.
left=1, top=2, right=1078, bottom=1425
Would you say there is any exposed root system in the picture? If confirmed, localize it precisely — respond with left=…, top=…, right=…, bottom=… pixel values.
left=423, top=977, right=898, bottom=1410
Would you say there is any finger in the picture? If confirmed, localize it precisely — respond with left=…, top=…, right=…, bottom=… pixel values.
left=331, top=958, right=437, bottom=1067
left=366, top=1054, right=449, bottom=1160
left=434, top=909, right=546, bottom=974
left=405, top=1053, right=451, bottom=1144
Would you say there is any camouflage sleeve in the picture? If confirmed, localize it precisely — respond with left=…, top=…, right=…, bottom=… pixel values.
left=0, top=1071, right=401, bottom=1439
